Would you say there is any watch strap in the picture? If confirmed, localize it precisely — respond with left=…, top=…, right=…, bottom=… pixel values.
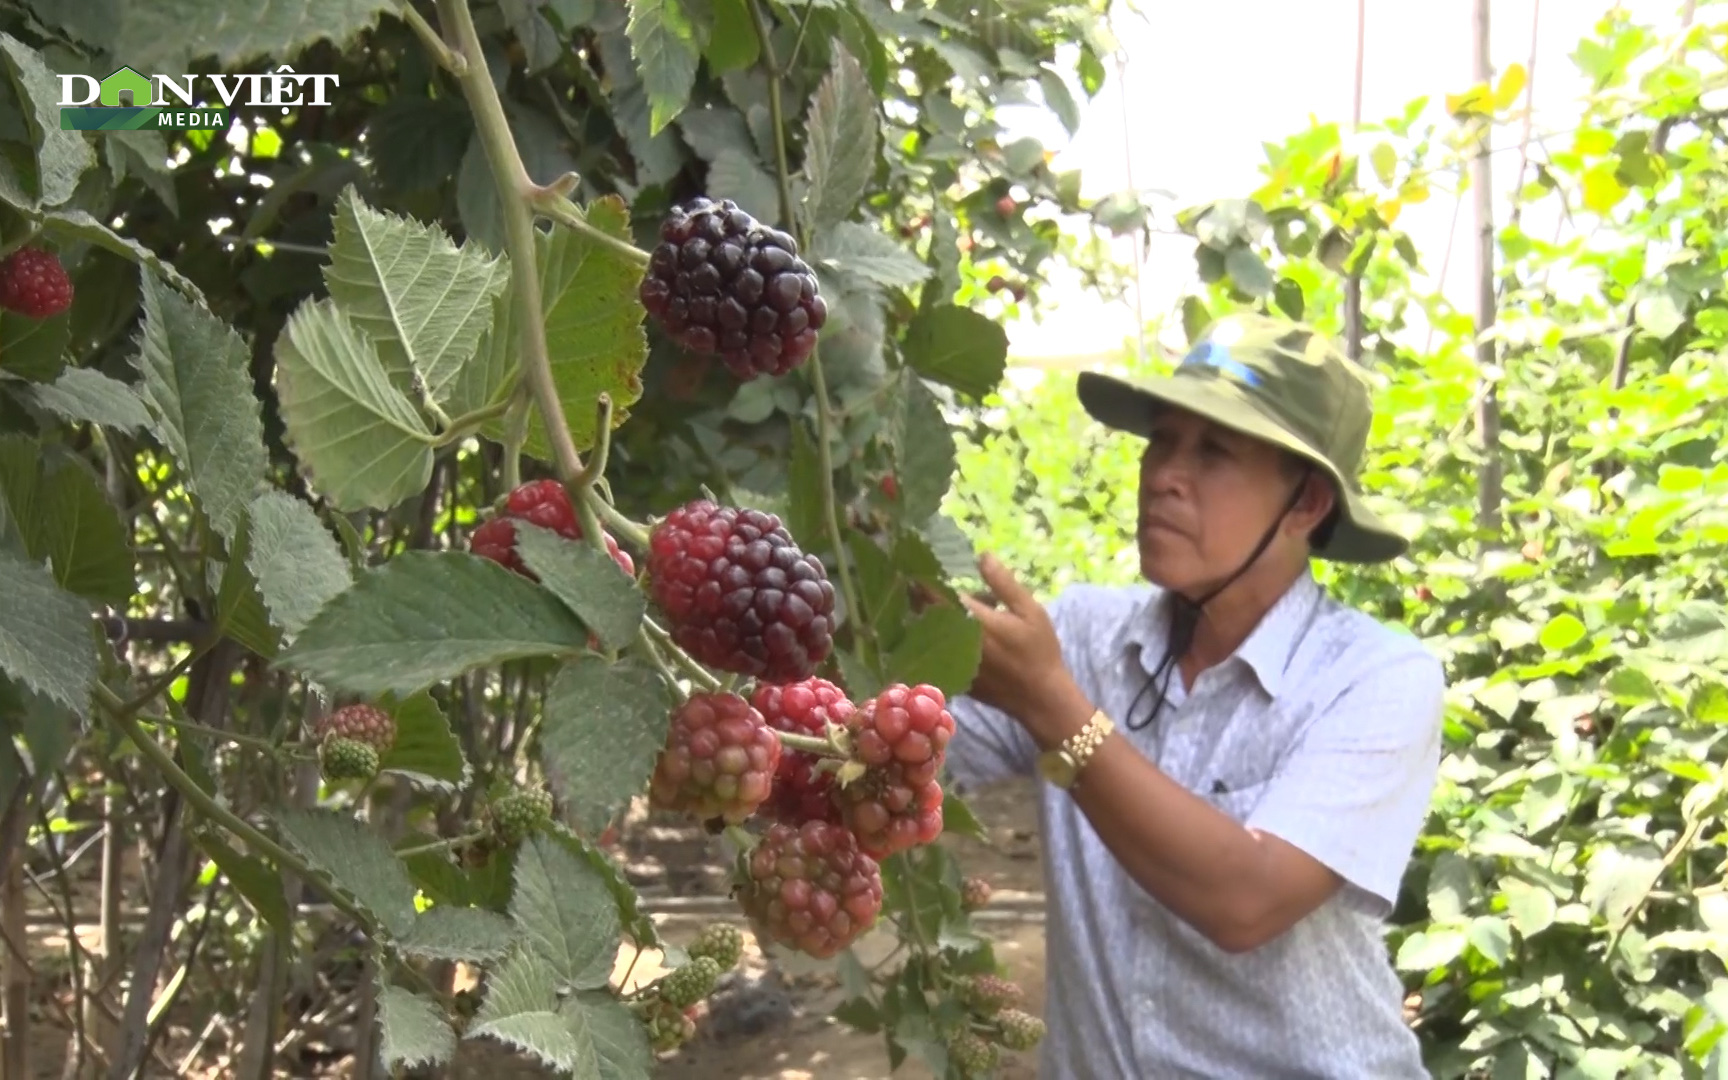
left=1057, top=709, right=1114, bottom=786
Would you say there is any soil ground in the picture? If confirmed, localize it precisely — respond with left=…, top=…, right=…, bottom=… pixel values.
left=16, top=778, right=1050, bottom=1079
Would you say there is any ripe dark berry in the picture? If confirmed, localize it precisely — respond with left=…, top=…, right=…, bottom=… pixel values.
left=0, top=247, right=73, bottom=319
left=986, top=275, right=1006, bottom=293
left=736, top=820, right=882, bottom=959
left=319, top=737, right=379, bottom=782
left=646, top=500, right=835, bottom=683
left=950, top=1031, right=999, bottom=1076
left=831, top=684, right=953, bottom=859
left=688, top=923, right=744, bottom=971
left=649, top=692, right=782, bottom=824
left=490, top=787, right=554, bottom=843
left=656, top=956, right=721, bottom=1008
left=752, top=677, right=852, bottom=826
left=996, top=1008, right=1046, bottom=1052
left=314, top=704, right=396, bottom=753
left=639, top=197, right=828, bottom=381
left=470, top=479, right=635, bottom=580
left=961, top=876, right=992, bottom=911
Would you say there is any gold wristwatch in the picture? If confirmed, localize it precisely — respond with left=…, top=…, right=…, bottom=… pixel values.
left=1036, top=710, right=1114, bottom=789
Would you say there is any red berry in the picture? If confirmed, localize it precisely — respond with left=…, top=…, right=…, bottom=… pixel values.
left=470, top=480, right=635, bottom=580
left=753, top=677, right=853, bottom=826
left=986, top=275, right=1006, bottom=292
left=736, top=820, right=883, bottom=959
left=878, top=474, right=899, bottom=501
left=831, top=684, right=953, bottom=859
left=0, top=247, right=73, bottom=319
left=314, top=704, right=396, bottom=752
left=649, top=692, right=782, bottom=824
left=640, top=198, right=828, bottom=381
left=995, top=196, right=1017, bottom=217
left=646, top=499, right=836, bottom=683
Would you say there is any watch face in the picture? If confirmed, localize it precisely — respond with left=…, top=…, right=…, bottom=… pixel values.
left=1038, top=751, right=1076, bottom=788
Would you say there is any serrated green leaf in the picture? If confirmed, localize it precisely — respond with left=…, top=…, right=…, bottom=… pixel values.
left=278, top=551, right=591, bottom=696
left=0, top=546, right=95, bottom=718
left=115, top=0, right=396, bottom=71
left=800, top=46, right=877, bottom=232
left=1582, top=845, right=1663, bottom=924
left=400, top=905, right=518, bottom=962
left=105, top=129, right=177, bottom=214
left=567, top=991, right=654, bottom=1080
left=705, top=0, right=759, bottom=71
left=244, top=491, right=351, bottom=643
left=548, top=827, right=659, bottom=948
left=375, top=690, right=469, bottom=790
left=469, top=949, right=584, bottom=1070
left=486, top=198, right=647, bottom=461
left=510, top=832, right=622, bottom=990
left=885, top=604, right=981, bottom=697
left=403, top=843, right=516, bottom=912
left=445, top=289, right=517, bottom=422
left=1499, top=879, right=1557, bottom=937
left=1467, top=915, right=1512, bottom=966
left=272, top=807, right=419, bottom=938
left=894, top=371, right=956, bottom=523
left=917, top=514, right=978, bottom=584
left=40, top=212, right=202, bottom=301
left=940, top=788, right=987, bottom=842
left=322, top=186, right=510, bottom=403
left=626, top=0, right=700, bottom=135
left=903, top=306, right=1006, bottom=401
left=376, top=983, right=457, bottom=1070
left=513, top=524, right=645, bottom=652
left=0, top=309, right=69, bottom=381
left=22, top=367, right=153, bottom=432
left=1224, top=247, right=1274, bottom=298
left=812, top=222, right=932, bottom=289
left=0, top=33, right=94, bottom=208
left=191, top=829, right=290, bottom=932
left=209, top=524, right=282, bottom=660
left=540, top=656, right=670, bottom=836
left=274, top=297, right=435, bottom=514
left=132, top=273, right=267, bottom=543
left=706, top=146, right=780, bottom=224
left=0, top=439, right=133, bottom=606
left=1039, top=67, right=1080, bottom=134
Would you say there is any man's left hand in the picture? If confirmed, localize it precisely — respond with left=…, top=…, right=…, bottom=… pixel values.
left=959, top=554, right=1085, bottom=743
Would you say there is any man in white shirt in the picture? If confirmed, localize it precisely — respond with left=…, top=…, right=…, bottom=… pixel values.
left=948, top=313, right=1445, bottom=1078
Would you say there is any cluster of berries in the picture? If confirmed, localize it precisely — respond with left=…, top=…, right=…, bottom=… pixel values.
left=646, top=677, right=954, bottom=959
left=633, top=923, right=743, bottom=1053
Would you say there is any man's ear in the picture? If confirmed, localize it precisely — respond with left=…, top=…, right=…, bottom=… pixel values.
left=1291, top=470, right=1339, bottom=540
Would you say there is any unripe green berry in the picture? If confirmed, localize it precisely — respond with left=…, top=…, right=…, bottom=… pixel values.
left=996, top=1008, right=1045, bottom=1052
left=950, top=1030, right=998, bottom=1076
left=657, top=956, right=721, bottom=1009
left=688, top=923, right=744, bottom=971
left=490, top=787, right=554, bottom=843
left=319, top=737, right=379, bottom=782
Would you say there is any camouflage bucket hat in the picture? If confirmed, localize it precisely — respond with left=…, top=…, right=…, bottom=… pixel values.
left=1075, top=312, right=1408, bottom=564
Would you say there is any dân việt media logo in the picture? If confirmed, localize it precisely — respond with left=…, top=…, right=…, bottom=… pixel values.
left=58, top=65, right=340, bottom=132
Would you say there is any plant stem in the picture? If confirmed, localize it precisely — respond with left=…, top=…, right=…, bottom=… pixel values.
left=773, top=731, right=847, bottom=759
left=437, top=397, right=511, bottom=445
left=394, top=831, right=489, bottom=860
left=97, top=687, right=378, bottom=934
left=590, top=496, right=650, bottom=550
left=435, top=0, right=586, bottom=485
left=143, top=716, right=282, bottom=756
left=641, top=620, right=721, bottom=691
left=531, top=192, right=650, bottom=267
left=745, top=0, right=873, bottom=660
left=572, top=394, right=615, bottom=489
left=398, top=2, right=466, bottom=73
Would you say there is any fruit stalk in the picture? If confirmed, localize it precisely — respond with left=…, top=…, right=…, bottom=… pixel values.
left=531, top=191, right=651, bottom=268
left=745, top=0, right=872, bottom=659
left=434, top=0, right=586, bottom=485
left=772, top=729, right=848, bottom=759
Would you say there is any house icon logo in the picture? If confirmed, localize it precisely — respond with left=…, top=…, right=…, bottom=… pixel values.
left=97, top=66, right=152, bottom=108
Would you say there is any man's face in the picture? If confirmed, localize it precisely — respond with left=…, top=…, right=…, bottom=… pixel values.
left=1135, top=406, right=1309, bottom=593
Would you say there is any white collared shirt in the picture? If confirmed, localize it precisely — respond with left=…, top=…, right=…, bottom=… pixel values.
left=946, top=567, right=1445, bottom=1078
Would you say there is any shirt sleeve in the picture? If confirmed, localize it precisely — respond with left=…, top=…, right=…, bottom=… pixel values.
left=1244, top=644, right=1446, bottom=918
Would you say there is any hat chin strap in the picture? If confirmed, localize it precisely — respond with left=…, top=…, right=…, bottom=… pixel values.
left=1123, top=469, right=1311, bottom=733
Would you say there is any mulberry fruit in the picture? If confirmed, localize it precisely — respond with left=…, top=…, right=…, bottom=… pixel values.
left=649, top=692, right=782, bottom=824
left=735, top=820, right=883, bottom=959
left=646, top=499, right=835, bottom=683
left=470, top=479, right=635, bottom=580
left=831, top=684, right=953, bottom=859
left=753, top=677, right=853, bottom=826
left=639, top=198, right=827, bottom=381
left=0, top=247, right=72, bottom=319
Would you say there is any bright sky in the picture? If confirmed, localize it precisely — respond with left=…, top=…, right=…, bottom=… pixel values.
left=996, top=0, right=1692, bottom=372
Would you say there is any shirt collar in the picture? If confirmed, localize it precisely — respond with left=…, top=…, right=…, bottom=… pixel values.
left=1122, top=567, right=1321, bottom=699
